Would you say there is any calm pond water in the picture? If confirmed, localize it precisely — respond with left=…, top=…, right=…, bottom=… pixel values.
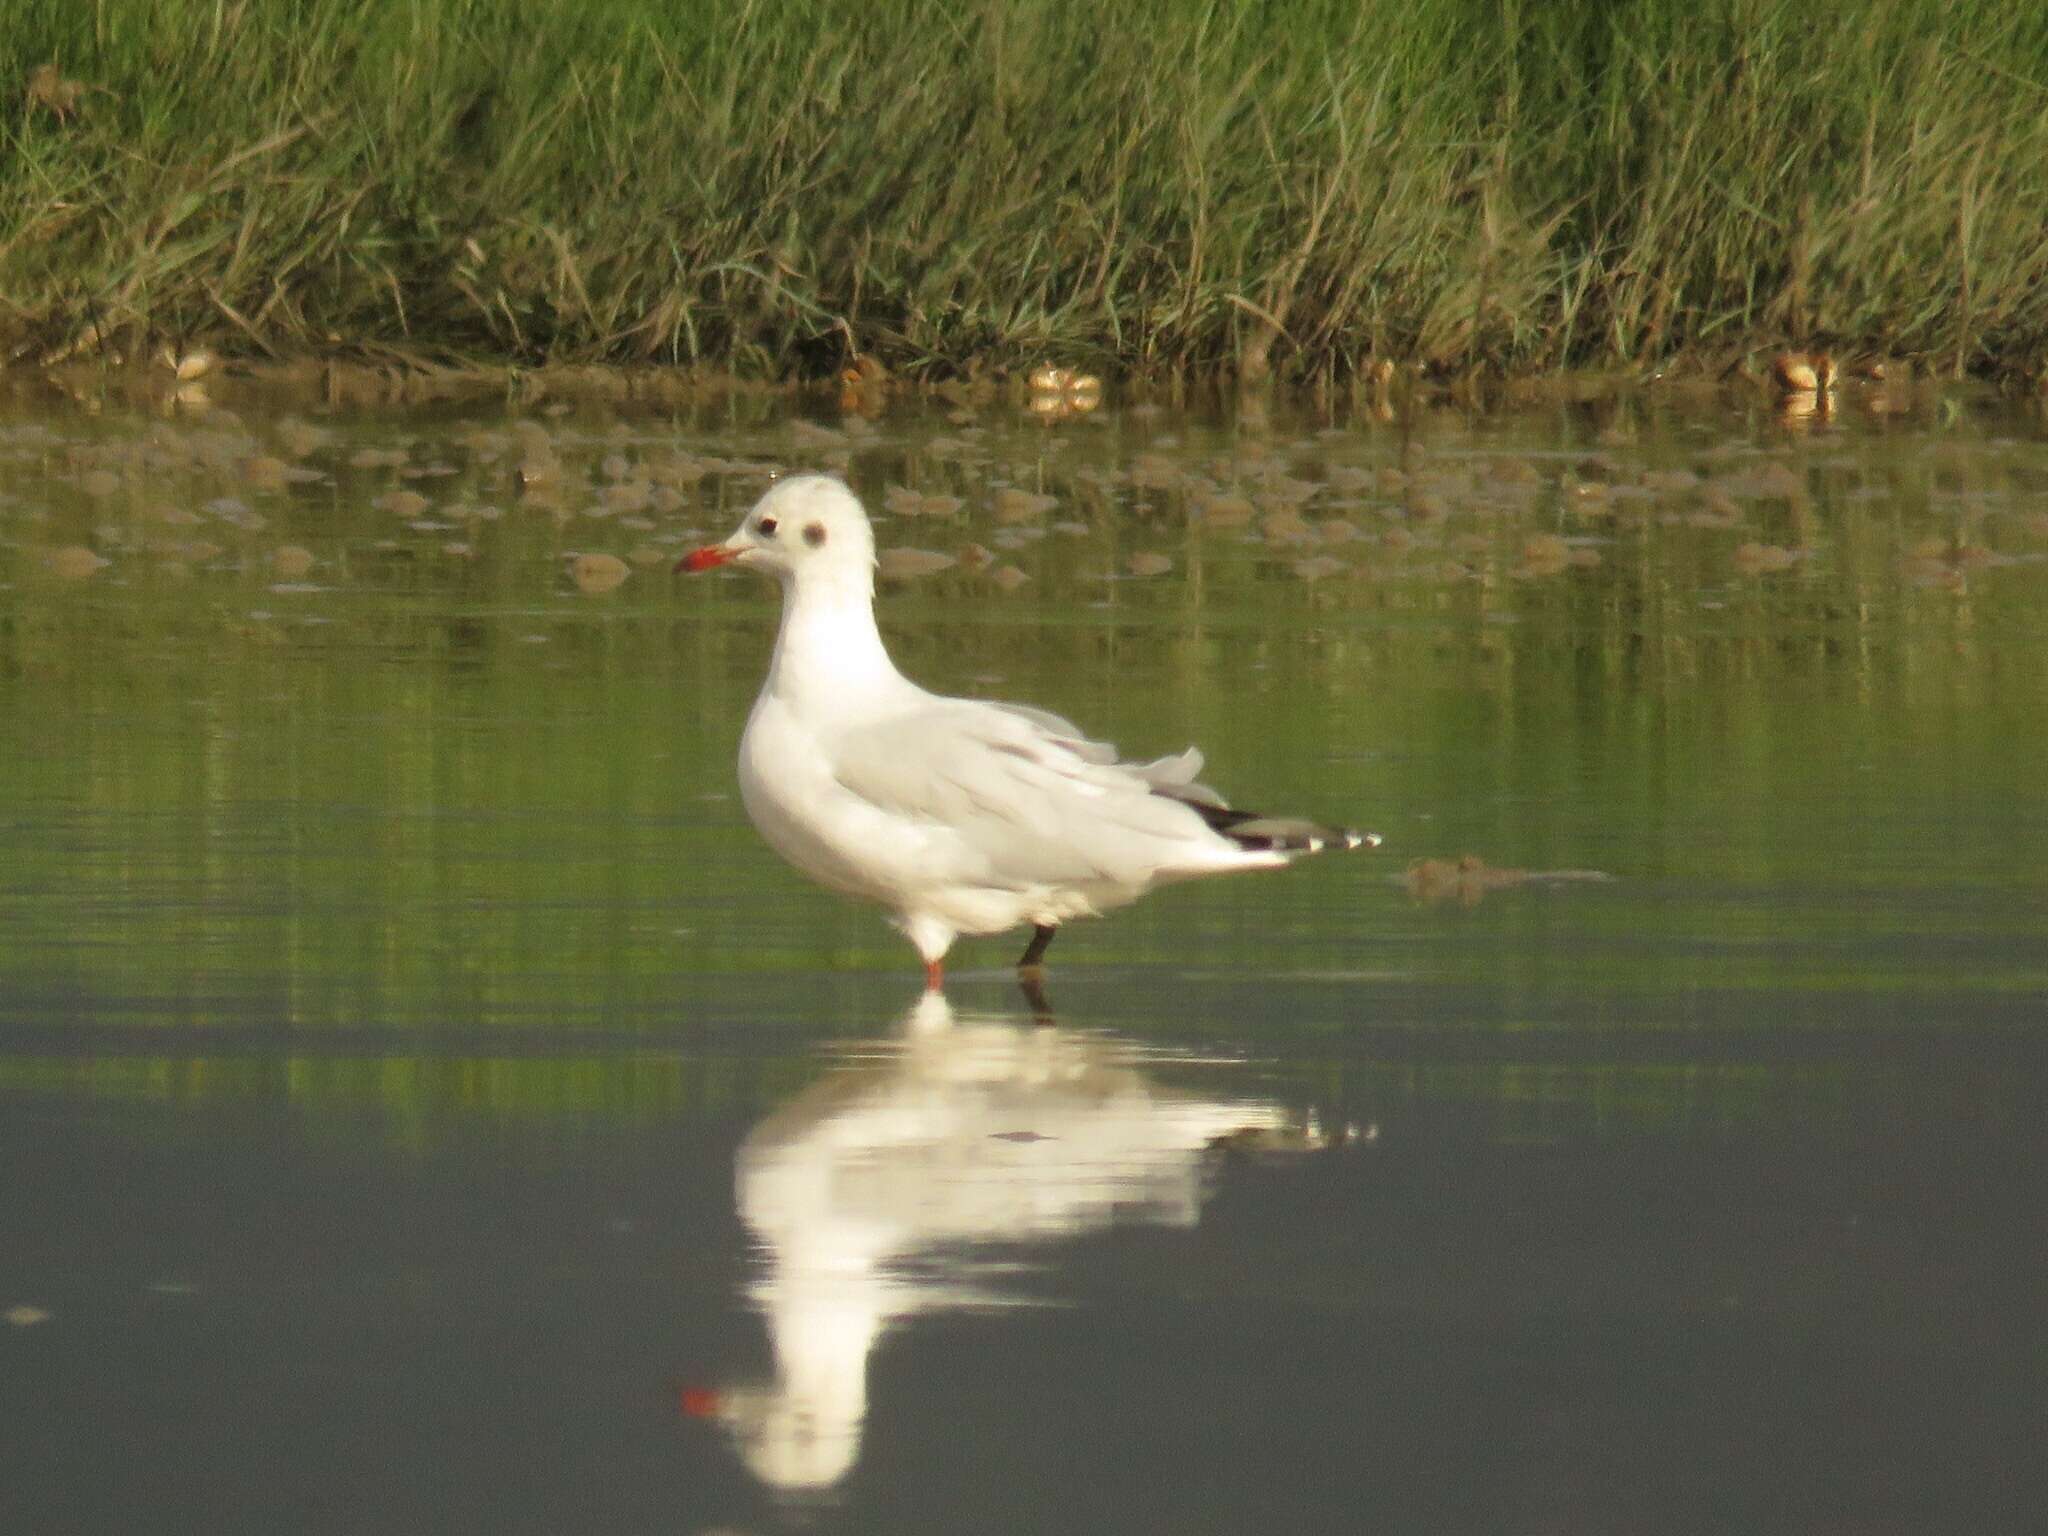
left=2, top=375, right=2045, bottom=1533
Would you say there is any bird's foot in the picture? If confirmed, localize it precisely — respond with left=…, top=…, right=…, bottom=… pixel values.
left=1016, top=964, right=1054, bottom=1023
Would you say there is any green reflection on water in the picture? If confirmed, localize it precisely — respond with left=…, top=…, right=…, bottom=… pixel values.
left=0, top=1049, right=820, bottom=1152
left=2, top=388, right=2045, bottom=1134
left=0, top=1039, right=2024, bottom=1158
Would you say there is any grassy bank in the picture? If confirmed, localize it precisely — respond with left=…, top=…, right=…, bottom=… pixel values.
left=6, top=0, right=2048, bottom=380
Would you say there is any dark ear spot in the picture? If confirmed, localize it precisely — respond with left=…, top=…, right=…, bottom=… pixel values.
left=803, top=521, right=827, bottom=548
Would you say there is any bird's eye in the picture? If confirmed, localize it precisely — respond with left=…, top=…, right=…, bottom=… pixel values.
left=756, top=516, right=778, bottom=537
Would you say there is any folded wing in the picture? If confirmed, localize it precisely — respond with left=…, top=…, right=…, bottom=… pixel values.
left=829, top=699, right=1258, bottom=893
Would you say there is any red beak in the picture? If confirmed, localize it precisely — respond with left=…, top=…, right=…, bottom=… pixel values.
left=678, top=1386, right=722, bottom=1418
left=677, top=545, right=738, bottom=574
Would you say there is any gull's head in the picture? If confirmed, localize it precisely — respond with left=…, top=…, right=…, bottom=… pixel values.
left=677, top=475, right=876, bottom=588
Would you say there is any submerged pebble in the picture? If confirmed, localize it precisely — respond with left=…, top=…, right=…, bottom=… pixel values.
left=572, top=552, right=631, bottom=593
left=1732, top=541, right=1800, bottom=574
left=1291, top=555, right=1349, bottom=583
left=44, top=545, right=109, bottom=579
left=374, top=489, right=430, bottom=517
left=878, top=547, right=956, bottom=580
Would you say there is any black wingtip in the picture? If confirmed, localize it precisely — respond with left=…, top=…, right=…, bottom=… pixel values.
left=1156, top=784, right=1381, bottom=855
left=1219, top=816, right=1381, bottom=855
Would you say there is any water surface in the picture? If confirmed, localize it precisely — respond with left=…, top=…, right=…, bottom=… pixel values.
left=2, top=378, right=2045, bottom=1533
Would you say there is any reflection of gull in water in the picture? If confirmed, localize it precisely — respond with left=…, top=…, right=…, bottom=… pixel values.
left=698, top=991, right=1318, bottom=1493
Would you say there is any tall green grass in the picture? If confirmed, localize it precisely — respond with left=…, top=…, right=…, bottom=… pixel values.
left=6, top=0, right=2048, bottom=378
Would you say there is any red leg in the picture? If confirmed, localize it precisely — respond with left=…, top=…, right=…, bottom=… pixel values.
left=923, top=958, right=944, bottom=991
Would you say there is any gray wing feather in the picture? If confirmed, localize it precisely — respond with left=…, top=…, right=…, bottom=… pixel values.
left=984, top=701, right=1119, bottom=765
left=830, top=701, right=1232, bottom=889
left=990, top=705, right=1230, bottom=808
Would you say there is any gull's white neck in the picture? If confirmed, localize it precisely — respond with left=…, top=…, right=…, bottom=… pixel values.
left=762, top=564, right=904, bottom=714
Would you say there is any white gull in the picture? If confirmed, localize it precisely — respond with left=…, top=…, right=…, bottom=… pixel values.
left=680, top=474, right=1378, bottom=988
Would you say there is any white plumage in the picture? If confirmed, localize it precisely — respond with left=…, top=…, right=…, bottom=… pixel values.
left=681, top=474, right=1374, bottom=986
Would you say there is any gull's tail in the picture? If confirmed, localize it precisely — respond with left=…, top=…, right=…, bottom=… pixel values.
left=1135, top=749, right=1380, bottom=856
left=1186, top=804, right=1381, bottom=855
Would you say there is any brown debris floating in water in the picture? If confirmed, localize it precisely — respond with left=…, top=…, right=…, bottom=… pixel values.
left=1731, top=541, right=1800, bottom=574
left=877, top=547, right=956, bottom=580
left=571, top=552, right=631, bottom=593
left=1513, top=533, right=1571, bottom=579
left=1290, top=555, right=1349, bottom=583
left=373, top=489, right=431, bottom=517
left=884, top=485, right=963, bottom=519
left=42, top=545, right=109, bottom=579
left=990, top=488, right=1057, bottom=522
left=1, top=370, right=2035, bottom=655
left=1193, top=494, right=1254, bottom=528
left=1403, top=856, right=1613, bottom=909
